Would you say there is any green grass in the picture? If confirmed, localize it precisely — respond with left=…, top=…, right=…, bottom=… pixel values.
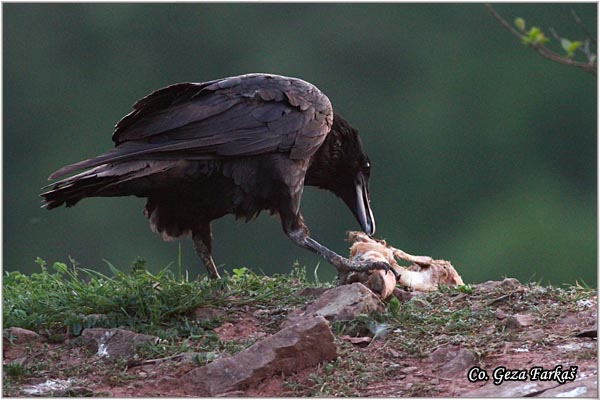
left=3, top=257, right=321, bottom=340
left=3, top=257, right=333, bottom=396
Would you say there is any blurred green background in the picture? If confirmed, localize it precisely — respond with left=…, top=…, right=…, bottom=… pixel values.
left=3, top=3, right=597, bottom=286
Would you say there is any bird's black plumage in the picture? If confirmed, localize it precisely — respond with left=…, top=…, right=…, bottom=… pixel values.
left=41, top=73, right=383, bottom=278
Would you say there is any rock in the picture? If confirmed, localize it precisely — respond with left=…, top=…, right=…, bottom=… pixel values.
left=293, top=287, right=329, bottom=297
left=558, top=313, right=580, bottom=326
left=524, top=329, right=546, bottom=341
left=495, top=308, right=507, bottom=320
left=392, top=288, right=428, bottom=303
left=284, top=283, right=384, bottom=327
left=400, top=366, right=419, bottom=374
left=539, top=377, right=597, bottom=397
left=506, top=313, right=536, bottom=329
left=499, top=277, right=522, bottom=289
left=474, top=278, right=522, bottom=291
left=3, top=327, right=44, bottom=345
left=429, top=344, right=478, bottom=378
left=21, top=378, right=77, bottom=396
left=557, top=342, right=596, bottom=352
left=53, top=387, right=95, bottom=397
left=3, top=327, right=46, bottom=361
left=464, top=380, right=556, bottom=397
left=465, top=371, right=597, bottom=398
left=181, top=316, right=337, bottom=396
left=81, top=328, right=159, bottom=359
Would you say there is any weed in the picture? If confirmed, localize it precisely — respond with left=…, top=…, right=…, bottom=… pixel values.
left=3, top=362, right=27, bottom=379
left=4, top=259, right=312, bottom=339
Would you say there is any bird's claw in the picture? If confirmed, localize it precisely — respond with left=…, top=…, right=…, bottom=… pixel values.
left=388, top=265, right=400, bottom=280
left=375, top=261, right=400, bottom=280
left=337, top=259, right=397, bottom=280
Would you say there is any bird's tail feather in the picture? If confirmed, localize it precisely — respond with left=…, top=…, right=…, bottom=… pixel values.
left=40, top=160, right=179, bottom=209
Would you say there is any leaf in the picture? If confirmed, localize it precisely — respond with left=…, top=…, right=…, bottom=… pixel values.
left=232, top=267, right=249, bottom=278
left=523, top=27, right=550, bottom=46
left=561, top=38, right=573, bottom=52
left=34, top=257, right=47, bottom=268
left=536, top=32, right=549, bottom=45
left=528, top=26, right=541, bottom=38
left=561, top=38, right=582, bottom=57
left=387, top=295, right=401, bottom=317
left=514, top=17, right=526, bottom=32
left=568, top=41, right=582, bottom=57
left=458, top=284, right=474, bottom=294
left=53, top=262, right=68, bottom=274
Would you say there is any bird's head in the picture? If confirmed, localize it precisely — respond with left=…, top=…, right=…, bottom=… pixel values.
left=305, top=113, right=376, bottom=236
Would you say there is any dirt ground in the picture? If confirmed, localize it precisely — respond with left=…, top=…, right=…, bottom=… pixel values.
left=3, top=280, right=597, bottom=397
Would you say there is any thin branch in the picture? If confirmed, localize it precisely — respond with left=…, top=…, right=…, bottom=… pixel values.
left=571, top=9, right=596, bottom=46
left=548, top=27, right=561, bottom=42
left=550, top=27, right=595, bottom=64
left=581, top=39, right=595, bottom=63
left=486, top=3, right=524, bottom=39
left=486, top=3, right=597, bottom=76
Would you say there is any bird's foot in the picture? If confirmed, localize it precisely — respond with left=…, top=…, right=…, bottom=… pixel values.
left=336, top=259, right=399, bottom=280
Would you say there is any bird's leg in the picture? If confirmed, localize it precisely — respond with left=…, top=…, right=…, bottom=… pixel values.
left=283, top=214, right=393, bottom=277
left=192, top=223, right=221, bottom=279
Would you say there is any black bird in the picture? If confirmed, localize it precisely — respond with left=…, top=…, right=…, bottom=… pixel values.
left=41, top=73, right=386, bottom=279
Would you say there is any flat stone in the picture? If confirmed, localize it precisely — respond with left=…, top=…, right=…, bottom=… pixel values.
left=181, top=316, right=337, bottom=396
left=284, top=283, right=384, bottom=327
left=464, top=372, right=598, bottom=398
left=506, top=313, right=536, bottom=329
left=539, top=377, right=597, bottom=397
left=3, top=327, right=44, bottom=345
left=3, top=327, right=47, bottom=362
left=464, top=380, right=556, bottom=397
left=81, top=328, right=159, bottom=359
left=21, top=379, right=77, bottom=396
left=429, top=344, right=478, bottom=378
left=524, top=329, right=546, bottom=341
left=392, top=288, right=428, bottom=303
left=474, top=278, right=522, bottom=291
left=499, top=277, right=522, bottom=289
left=400, top=366, right=419, bottom=374
left=558, top=313, right=580, bottom=326
left=293, top=287, right=329, bottom=297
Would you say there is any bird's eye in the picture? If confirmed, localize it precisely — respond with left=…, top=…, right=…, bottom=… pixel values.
left=362, top=161, right=371, bottom=176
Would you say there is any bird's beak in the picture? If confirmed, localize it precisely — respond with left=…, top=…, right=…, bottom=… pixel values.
left=353, top=173, right=376, bottom=236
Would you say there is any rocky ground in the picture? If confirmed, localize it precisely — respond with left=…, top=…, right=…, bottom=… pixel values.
left=3, top=278, right=597, bottom=397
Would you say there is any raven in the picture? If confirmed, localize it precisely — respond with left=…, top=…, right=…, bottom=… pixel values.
left=41, top=73, right=387, bottom=279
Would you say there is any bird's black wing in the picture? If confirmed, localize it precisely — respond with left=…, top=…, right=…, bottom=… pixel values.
left=49, top=73, right=333, bottom=180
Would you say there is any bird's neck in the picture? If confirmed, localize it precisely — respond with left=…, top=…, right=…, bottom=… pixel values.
left=305, top=135, right=336, bottom=190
